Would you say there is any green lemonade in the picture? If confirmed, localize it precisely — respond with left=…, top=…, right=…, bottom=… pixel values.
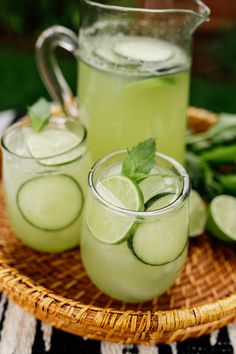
left=81, top=150, right=189, bottom=303
left=2, top=118, right=91, bottom=253
left=79, top=29, right=190, bottom=163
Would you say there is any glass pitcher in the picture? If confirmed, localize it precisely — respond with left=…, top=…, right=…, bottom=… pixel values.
left=36, top=0, right=210, bottom=163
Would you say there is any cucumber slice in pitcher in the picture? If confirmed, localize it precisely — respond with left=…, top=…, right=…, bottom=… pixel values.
left=17, top=174, right=84, bottom=231
left=114, top=37, right=175, bottom=63
left=94, top=44, right=127, bottom=65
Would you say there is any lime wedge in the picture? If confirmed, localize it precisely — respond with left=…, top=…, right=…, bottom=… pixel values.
left=206, top=195, right=236, bottom=243
left=86, top=175, right=143, bottom=244
left=189, top=190, right=207, bottom=237
left=27, top=129, right=83, bottom=165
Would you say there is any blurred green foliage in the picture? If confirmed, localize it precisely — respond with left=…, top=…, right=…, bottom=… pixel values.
left=207, top=29, right=236, bottom=80
left=0, top=0, right=80, bottom=35
left=0, top=46, right=76, bottom=111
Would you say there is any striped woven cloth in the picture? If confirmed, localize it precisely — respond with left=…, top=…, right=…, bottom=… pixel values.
left=0, top=110, right=235, bottom=354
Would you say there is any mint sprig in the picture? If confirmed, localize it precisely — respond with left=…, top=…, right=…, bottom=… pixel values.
left=28, top=97, right=51, bottom=132
left=122, top=138, right=156, bottom=183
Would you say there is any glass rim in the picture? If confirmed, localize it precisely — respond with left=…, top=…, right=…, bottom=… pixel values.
left=82, top=0, right=210, bottom=19
left=88, top=149, right=190, bottom=218
left=1, top=116, right=87, bottom=161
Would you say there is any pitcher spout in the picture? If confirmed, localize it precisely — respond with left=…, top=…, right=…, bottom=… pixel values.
left=188, top=0, right=211, bottom=33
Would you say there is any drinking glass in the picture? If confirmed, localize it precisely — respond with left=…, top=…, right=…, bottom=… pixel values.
left=1, top=117, right=90, bottom=252
left=81, top=150, right=190, bottom=302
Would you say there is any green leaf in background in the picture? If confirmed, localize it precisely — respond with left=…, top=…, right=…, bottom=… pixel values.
left=28, top=97, right=51, bottom=132
left=122, top=138, right=155, bottom=183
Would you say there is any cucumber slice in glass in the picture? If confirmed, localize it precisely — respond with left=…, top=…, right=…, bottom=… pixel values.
left=139, top=174, right=176, bottom=204
left=86, top=175, right=143, bottom=244
left=131, top=203, right=187, bottom=266
left=206, top=195, right=236, bottom=243
left=145, top=193, right=178, bottom=211
left=17, top=174, right=83, bottom=231
left=39, top=146, right=86, bottom=166
left=27, top=129, right=84, bottom=166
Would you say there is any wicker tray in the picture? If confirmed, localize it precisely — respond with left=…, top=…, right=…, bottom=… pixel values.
left=0, top=108, right=235, bottom=345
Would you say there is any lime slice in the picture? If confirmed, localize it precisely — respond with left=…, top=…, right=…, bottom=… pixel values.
left=27, top=129, right=82, bottom=162
left=122, top=77, right=175, bottom=95
left=86, top=175, right=143, bottom=244
left=189, top=190, right=207, bottom=237
left=114, top=37, right=174, bottom=63
left=206, top=195, right=236, bottom=243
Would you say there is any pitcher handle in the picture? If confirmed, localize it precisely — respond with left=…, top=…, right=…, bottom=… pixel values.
left=36, top=26, right=79, bottom=117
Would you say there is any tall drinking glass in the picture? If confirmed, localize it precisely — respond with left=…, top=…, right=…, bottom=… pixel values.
left=36, top=0, right=210, bottom=163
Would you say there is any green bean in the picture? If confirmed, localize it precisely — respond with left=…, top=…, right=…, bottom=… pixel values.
left=202, top=144, right=236, bottom=164
left=218, top=174, right=236, bottom=196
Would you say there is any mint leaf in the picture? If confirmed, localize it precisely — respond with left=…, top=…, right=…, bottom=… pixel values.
left=28, top=98, right=51, bottom=132
left=122, top=138, right=156, bottom=183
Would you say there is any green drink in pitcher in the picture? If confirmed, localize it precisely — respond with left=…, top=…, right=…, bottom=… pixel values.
left=35, top=1, right=210, bottom=163
left=79, top=32, right=190, bottom=163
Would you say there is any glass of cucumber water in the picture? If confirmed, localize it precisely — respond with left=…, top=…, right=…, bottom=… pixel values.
left=1, top=117, right=91, bottom=253
left=81, top=141, right=191, bottom=303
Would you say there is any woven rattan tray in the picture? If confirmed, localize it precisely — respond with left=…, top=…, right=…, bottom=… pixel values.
left=0, top=108, right=235, bottom=345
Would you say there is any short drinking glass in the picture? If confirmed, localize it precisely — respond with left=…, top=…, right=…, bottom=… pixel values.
left=81, top=150, right=190, bottom=302
left=1, top=117, right=90, bottom=252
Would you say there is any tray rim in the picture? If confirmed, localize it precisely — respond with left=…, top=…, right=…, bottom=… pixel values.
left=0, top=229, right=236, bottom=344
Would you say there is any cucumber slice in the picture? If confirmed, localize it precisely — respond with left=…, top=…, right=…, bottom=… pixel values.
left=145, top=193, right=177, bottom=210
left=39, top=145, right=86, bottom=166
left=86, top=175, right=143, bottom=244
left=27, top=129, right=85, bottom=166
left=17, top=174, right=83, bottom=231
left=94, top=44, right=127, bottom=65
left=27, top=129, right=82, bottom=158
left=131, top=204, right=188, bottom=265
left=114, top=37, right=174, bottom=63
left=139, top=174, right=176, bottom=204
